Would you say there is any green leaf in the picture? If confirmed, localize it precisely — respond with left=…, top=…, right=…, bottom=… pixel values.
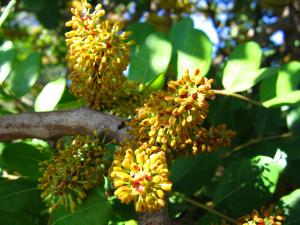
left=170, top=18, right=194, bottom=48
left=2, top=143, right=48, bottom=179
left=8, top=52, right=41, bottom=97
left=223, top=67, right=277, bottom=92
left=287, top=104, right=300, bottom=134
left=0, top=41, right=17, bottom=84
left=170, top=152, right=221, bottom=194
left=34, top=78, right=66, bottom=112
left=0, top=178, right=44, bottom=213
left=0, top=0, right=16, bottom=26
left=127, top=22, right=155, bottom=45
left=213, top=155, right=284, bottom=217
left=51, top=188, right=112, bottom=225
left=262, top=90, right=300, bottom=107
left=128, top=32, right=172, bottom=84
left=175, top=29, right=212, bottom=78
left=276, top=61, right=300, bottom=96
left=0, top=210, right=36, bottom=225
left=222, top=41, right=262, bottom=91
left=277, top=189, right=300, bottom=225
left=260, top=61, right=300, bottom=104
left=147, top=73, right=165, bottom=90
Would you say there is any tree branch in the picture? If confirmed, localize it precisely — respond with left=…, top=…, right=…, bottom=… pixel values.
left=0, top=107, right=129, bottom=143
left=0, top=108, right=173, bottom=225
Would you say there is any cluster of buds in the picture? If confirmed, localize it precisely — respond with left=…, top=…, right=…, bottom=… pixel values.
left=110, top=148, right=172, bottom=212
left=38, top=135, right=108, bottom=212
left=65, top=0, right=134, bottom=110
left=236, top=207, right=285, bottom=225
left=127, top=70, right=235, bottom=155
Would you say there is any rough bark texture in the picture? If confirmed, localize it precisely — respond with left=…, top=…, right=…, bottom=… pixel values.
left=0, top=107, right=172, bottom=225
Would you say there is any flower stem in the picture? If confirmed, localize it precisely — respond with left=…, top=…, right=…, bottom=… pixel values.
left=184, top=197, right=236, bottom=224
left=212, top=89, right=263, bottom=107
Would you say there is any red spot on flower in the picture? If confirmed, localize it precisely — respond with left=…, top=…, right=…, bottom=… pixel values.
left=192, top=93, right=198, bottom=100
left=185, top=105, right=192, bottom=111
left=106, top=43, right=112, bottom=49
left=179, top=93, right=188, bottom=99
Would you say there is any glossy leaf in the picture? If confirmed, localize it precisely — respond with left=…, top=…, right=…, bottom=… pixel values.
left=277, top=189, right=300, bottom=224
left=170, top=18, right=194, bottom=48
left=260, top=61, right=300, bottom=104
left=287, top=104, right=300, bottom=134
left=222, top=41, right=262, bottom=91
left=175, top=29, right=212, bottom=78
left=128, top=32, right=172, bottom=84
left=51, top=188, right=112, bottom=225
left=170, top=152, right=221, bottom=194
left=127, top=22, right=155, bottom=45
left=223, top=67, right=277, bottom=92
left=213, top=155, right=284, bottom=217
left=147, top=73, right=165, bottom=90
left=0, top=178, right=44, bottom=213
left=262, top=90, right=300, bottom=107
left=34, top=78, right=66, bottom=112
left=0, top=41, right=17, bottom=84
left=8, top=52, right=41, bottom=97
left=1, top=142, right=48, bottom=179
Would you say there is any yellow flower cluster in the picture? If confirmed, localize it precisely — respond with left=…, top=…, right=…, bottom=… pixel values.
left=110, top=70, right=235, bottom=212
left=127, top=69, right=234, bottom=155
left=38, top=135, right=108, bottom=212
left=110, top=148, right=172, bottom=212
left=65, top=0, right=134, bottom=110
left=236, top=207, right=285, bottom=225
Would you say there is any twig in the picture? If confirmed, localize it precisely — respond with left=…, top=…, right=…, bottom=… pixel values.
left=212, top=89, right=263, bottom=107
left=232, top=132, right=293, bottom=153
left=184, top=197, right=236, bottom=224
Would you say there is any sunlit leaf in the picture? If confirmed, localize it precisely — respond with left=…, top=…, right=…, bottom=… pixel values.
left=277, top=189, right=300, bottom=225
left=0, top=41, right=17, bottom=84
left=34, top=78, right=66, bottom=112
left=223, top=67, right=277, bottom=92
left=262, top=90, right=300, bottom=107
left=222, top=41, right=262, bottom=91
left=128, top=22, right=155, bottom=45
left=128, top=32, right=172, bottom=84
left=147, top=73, right=165, bottom=90
left=174, top=29, right=212, bottom=78
left=260, top=61, right=300, bottom=105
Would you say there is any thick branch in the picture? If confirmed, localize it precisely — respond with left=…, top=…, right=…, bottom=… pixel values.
left=0, top=108, right=172, bottom=225
left=0, top=107, right=129, bottom=143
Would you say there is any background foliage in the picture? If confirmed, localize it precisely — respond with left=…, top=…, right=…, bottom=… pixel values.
left=0, top=0, right=300, bottom=224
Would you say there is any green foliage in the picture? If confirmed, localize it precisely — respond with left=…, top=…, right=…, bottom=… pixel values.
left=0, top=1, right=300, bottom=224
left=128, top=32, right=172, bottom=83
left=51, top=188, right=112, bottom=225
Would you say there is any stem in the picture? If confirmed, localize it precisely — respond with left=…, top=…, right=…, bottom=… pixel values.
left=232, top=132, right=293, bottom=153
left=184, top=197, right=236, bottom=224
left=212, top=90, right=263, bottom=107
